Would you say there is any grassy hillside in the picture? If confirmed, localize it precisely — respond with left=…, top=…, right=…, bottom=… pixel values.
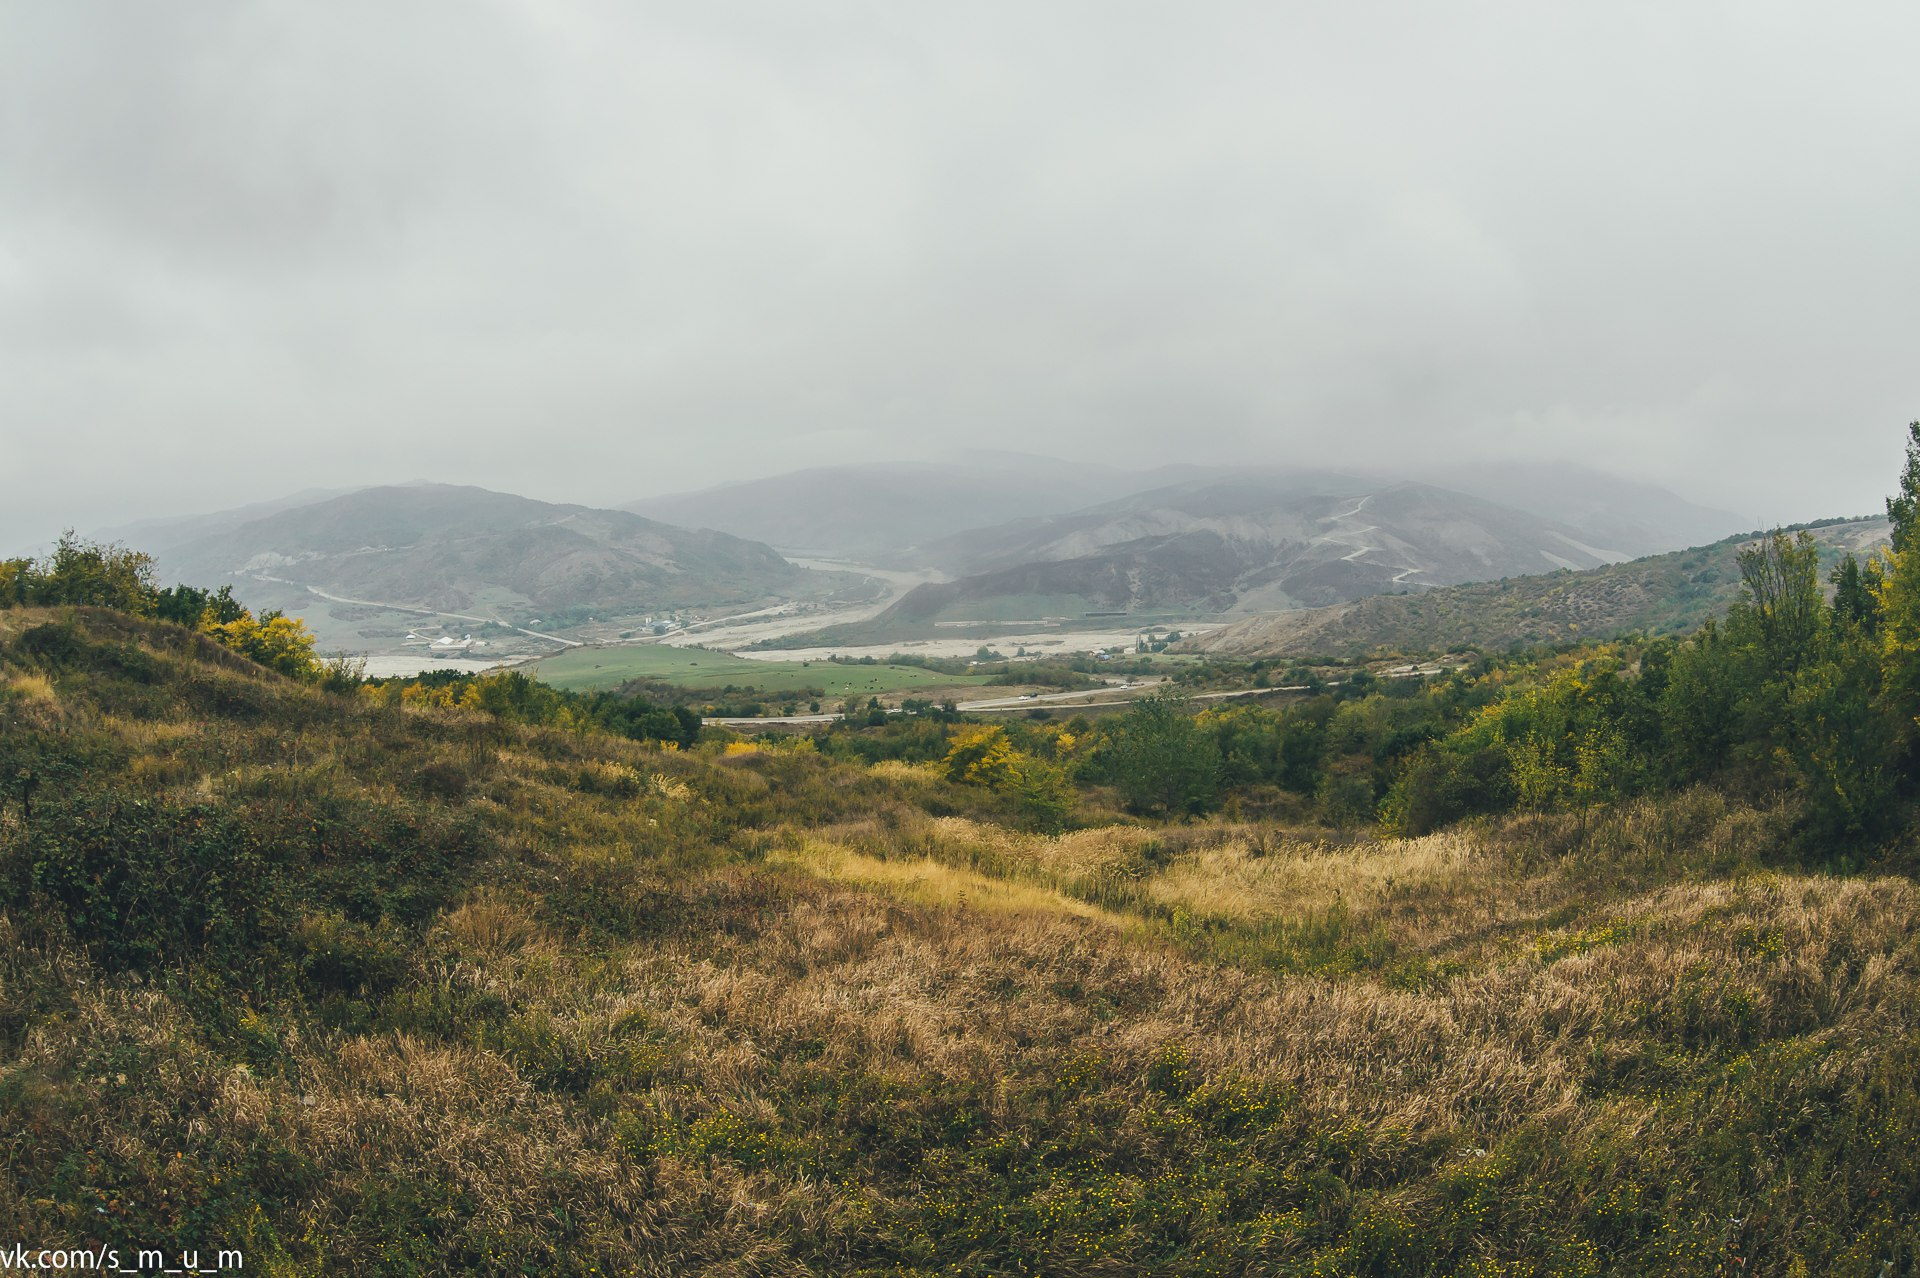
left=4, top=606, right=1918, bottom=1273
left=1190, top=517, right=1890, bottom=659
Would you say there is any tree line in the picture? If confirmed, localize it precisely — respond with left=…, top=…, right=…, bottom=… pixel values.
left=0, top=534, right=700, bottom=749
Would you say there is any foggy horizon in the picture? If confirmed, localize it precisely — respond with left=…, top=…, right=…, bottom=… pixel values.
left=6, top=2, right=1918, bottom=551
left=15, top=446, right=1856, bottom=561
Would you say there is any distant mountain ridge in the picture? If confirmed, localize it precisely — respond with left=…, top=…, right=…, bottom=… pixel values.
left=158, top=484, right=835, bottom=622
left=868, top=473, right=1666, bottom=626
left=626, top=457, right=1205, bottom=559
left=1409, top=462, right=1748, bottom=559
left=629, top=456, right=1744, bottom=572
left=1184, top=517, right=1891, bottom=659
left=100, top=458, right=1754, bottom=642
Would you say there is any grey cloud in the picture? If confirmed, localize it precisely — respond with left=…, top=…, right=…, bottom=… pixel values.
left=4, top=0, right=1918, bottom=551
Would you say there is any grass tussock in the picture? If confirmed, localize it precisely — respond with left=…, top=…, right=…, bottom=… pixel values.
left=770, top=836, right=1126, bottom=924
left=1, top=608, right=1918, bottom=1275
left=1145, top=828, right=1479, bottom=924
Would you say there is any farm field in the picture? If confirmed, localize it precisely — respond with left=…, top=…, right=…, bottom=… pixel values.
left=524, top=640, right=993, bottom=696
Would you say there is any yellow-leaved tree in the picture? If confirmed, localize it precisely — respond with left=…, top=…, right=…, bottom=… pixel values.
left=941, top=724, right=1076, bottom=831
left=203, top=611, right=323, bottom=681
left=942, top=725, right=1017, bottom=787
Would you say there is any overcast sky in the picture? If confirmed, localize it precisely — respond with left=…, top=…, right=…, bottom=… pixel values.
left=4, top=1, right=1918, bottom=551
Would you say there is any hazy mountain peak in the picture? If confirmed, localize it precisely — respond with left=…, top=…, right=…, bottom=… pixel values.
left=153, top=483, right=819, bottom=622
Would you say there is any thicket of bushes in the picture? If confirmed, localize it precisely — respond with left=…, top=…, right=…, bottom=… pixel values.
left=360, top=667, right=702, bottom=750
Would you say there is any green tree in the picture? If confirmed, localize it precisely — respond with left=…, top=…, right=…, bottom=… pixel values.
left=1788, top=629, right=1894, bottom=841
left=1103, top=692, right=1221, bottom=816
left=1830, top=555, right=1878, bottom=633
left=1379, top=745, right=1502, bottom=836
left=1003, top=752, right=1076, bottom=832
left=0, top=559, right=31, bottom=607
left=1507, top=730, right=1569, bottom=812
left=153, top=582, right=246, bottom=628
left=1571, top=725, right=1629, bottom=810
left=1885, top=420, right=1920, bottom=553
left=1731, top=530, right=1826, bottom=676
left=11, top=533, right=158, bottom=613
left=1878, top=421, right=1920, bottom=767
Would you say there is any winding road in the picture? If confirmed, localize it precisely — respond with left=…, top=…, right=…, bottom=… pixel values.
left=249, top=575, right=582, bottom=647
left=1310, top=493, right=1427, bottom=585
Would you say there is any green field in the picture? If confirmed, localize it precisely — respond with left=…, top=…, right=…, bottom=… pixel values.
left=526, top=642, right=991, bottom=696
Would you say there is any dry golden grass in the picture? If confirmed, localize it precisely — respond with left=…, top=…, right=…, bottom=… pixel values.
left=867, top=758, right=933, bottom=777
left=648, top=771, right=697, bottom=802
left=7, top=775, right=1917, bottom=1271
left=770, top=836, right=1126, bottom=925
left=826, top=812, right=1160, bottom=886
left=4, top=671, right=54, bottom=702
left=1147, top=828, right=1480, bottom=923
left=439, top=890, right=551, bottom=955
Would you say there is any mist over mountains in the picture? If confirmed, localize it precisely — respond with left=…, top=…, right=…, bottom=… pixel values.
left=630, top=458, right=1748, bottom=629
left=878, top=476, right=1641, bottom=624
left=86, top=456, right=1755, bottom=644
left=625, top=456, right=1202, bottom=560
left=146, top=484, right=845, bottom=623
left=631, top=456, right=1740, bottom=563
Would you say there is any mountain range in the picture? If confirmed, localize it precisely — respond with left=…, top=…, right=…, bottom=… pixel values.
left=625, top=456, right=1207, bottom=559
left=862, top=470, right=1733, bottom=628
left=631, top=456, right=1743, bottom=567
left=150, top=484, right=844, bottom=624
left=92, top=457, right=1754, bottom=647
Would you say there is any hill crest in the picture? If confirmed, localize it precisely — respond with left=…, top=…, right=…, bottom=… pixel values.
left=159, top=483, right=826, bottom=622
